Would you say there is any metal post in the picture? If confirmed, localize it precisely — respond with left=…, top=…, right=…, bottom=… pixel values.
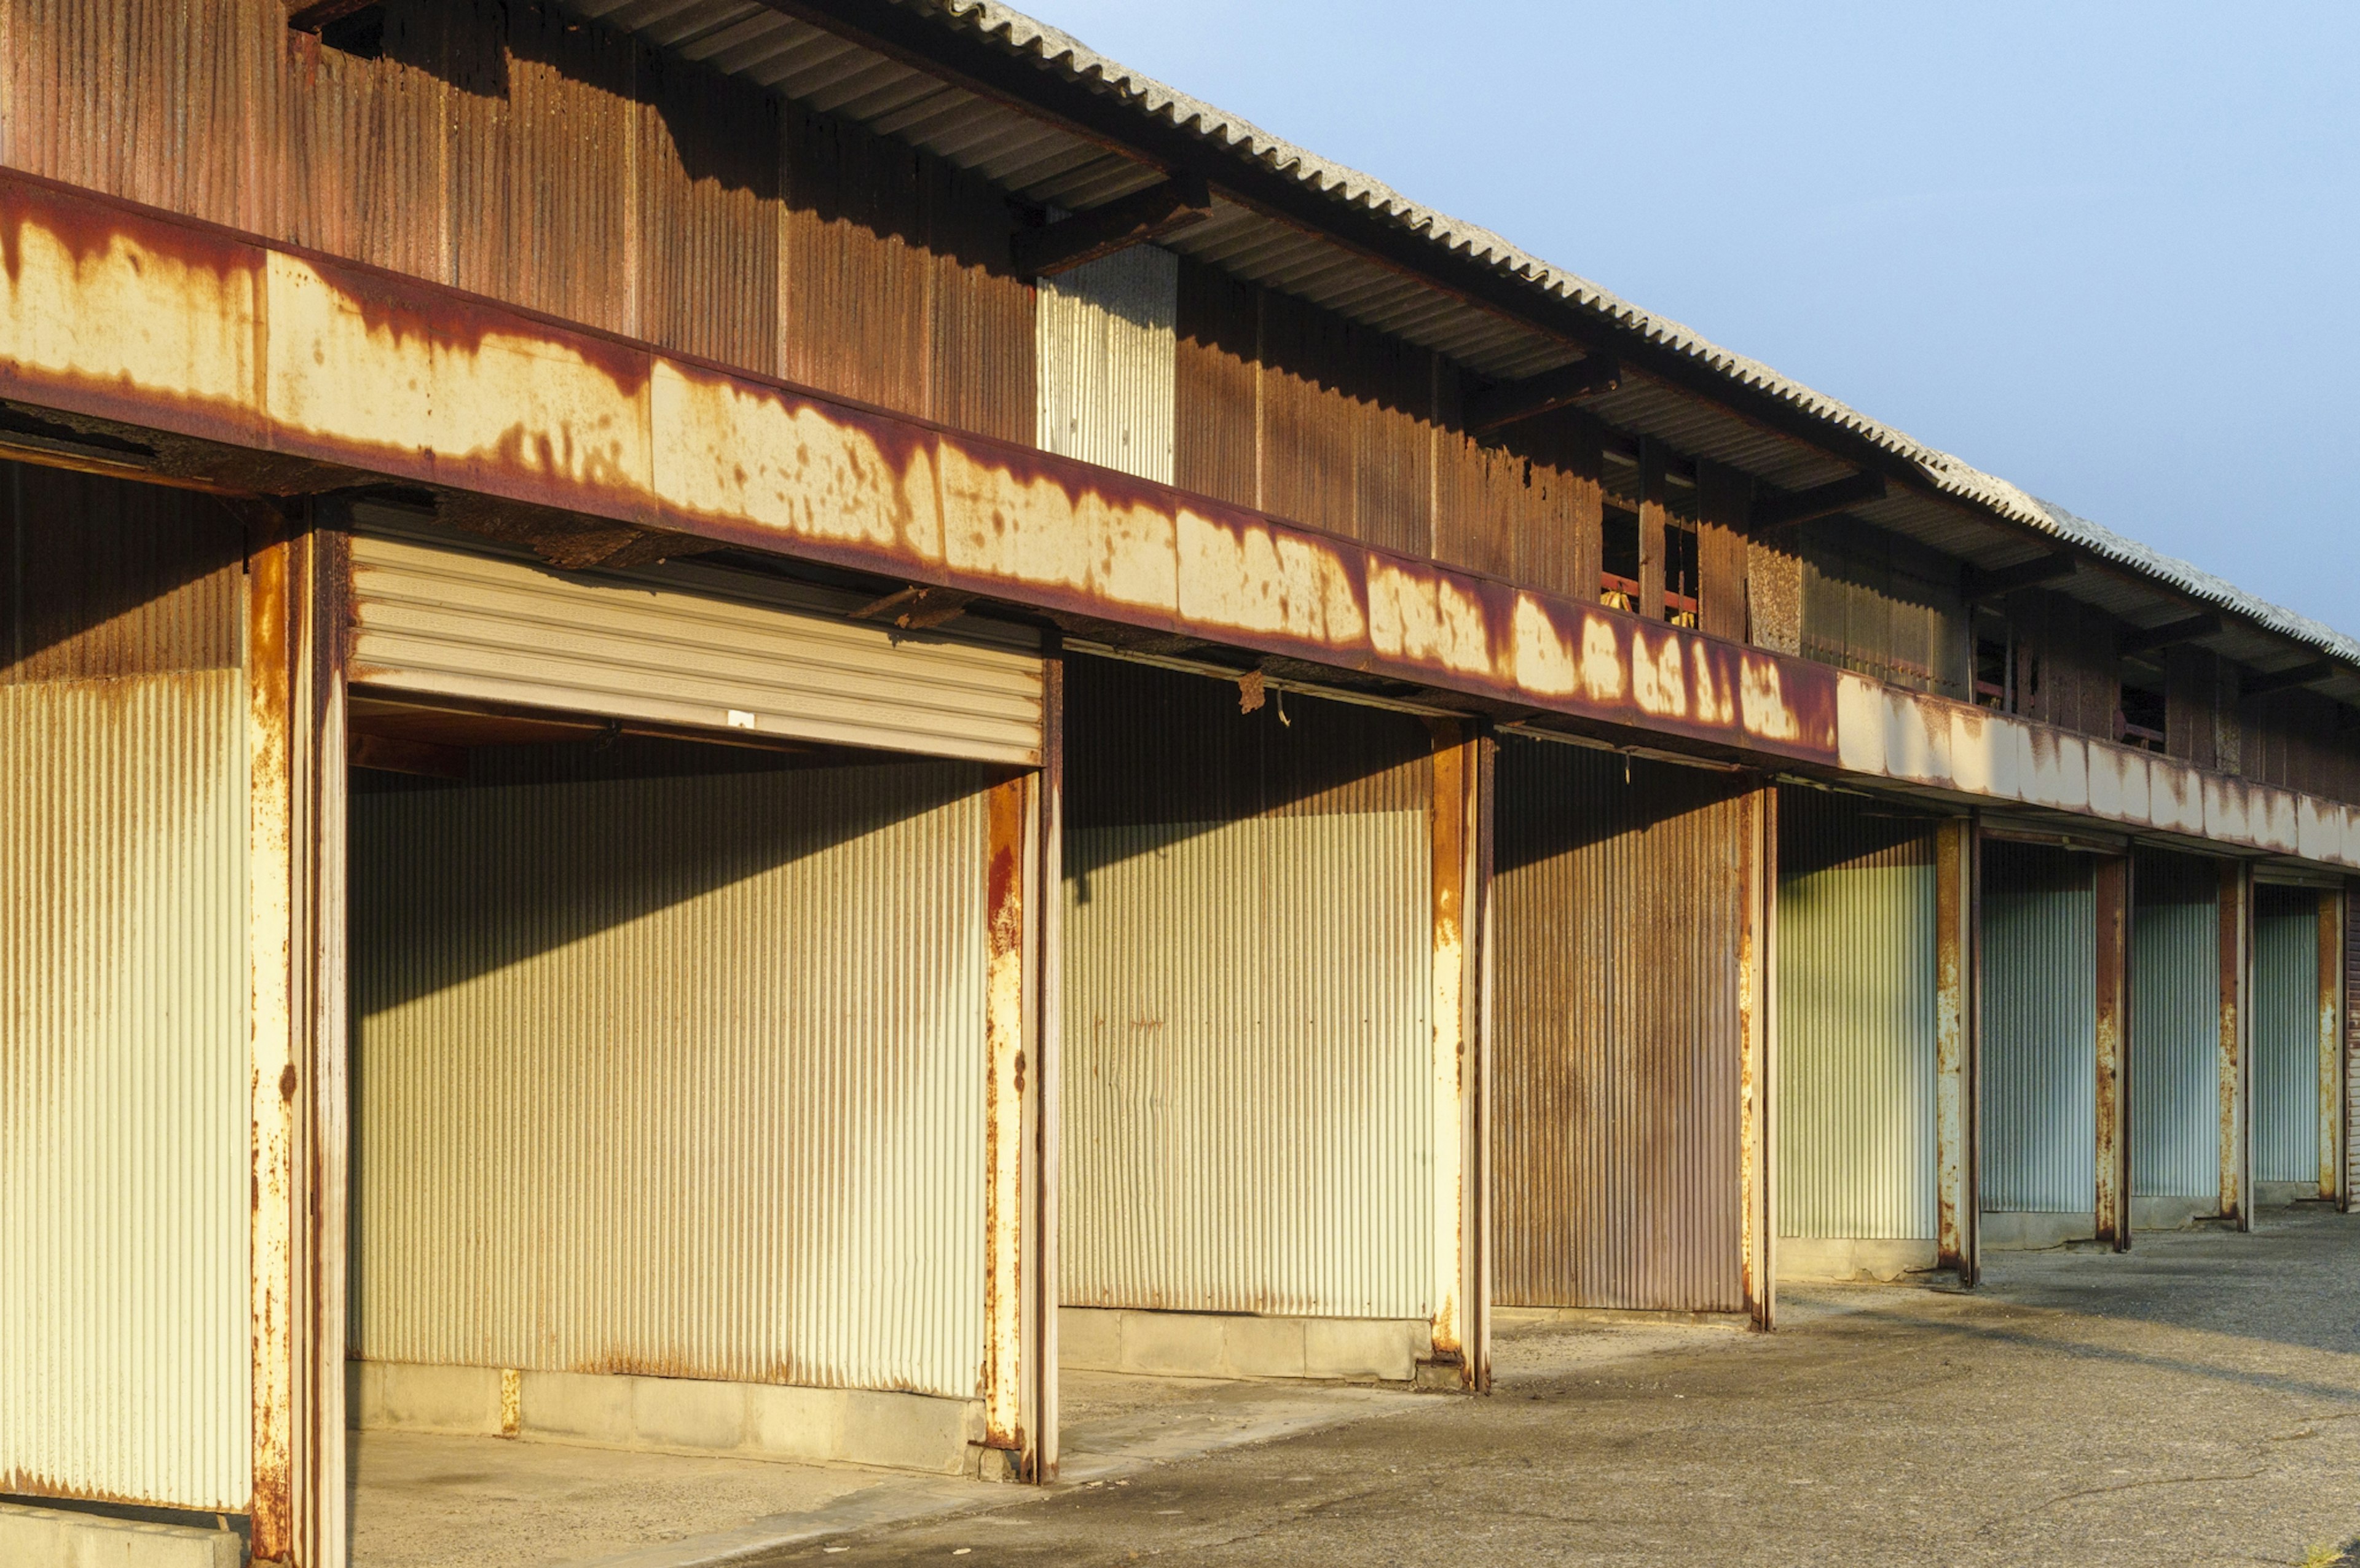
left=1935, top=816, right=1976, bottom=1282
left=1426, top=719, right=1492, bottom=1390
left=2094, top=855, right=2132, bottom=1251
left=1030, top=646, right=1064, bottom=1478
left=2219, top=860, right=2252, bottom=1231
left=2319, top=887, right=2343, bottom=1205
left=982, top=774, right=1031, bottom=1469
left=1739, top=780, right=1776, bottom=1330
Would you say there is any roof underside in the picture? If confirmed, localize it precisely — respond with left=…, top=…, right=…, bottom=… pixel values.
left=557, top=0, right=2358, bottom=703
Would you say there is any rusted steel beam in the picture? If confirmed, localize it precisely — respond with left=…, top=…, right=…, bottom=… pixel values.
left=1029, top=649, right=1065, bottom=1481
left=982, top=775, right=1031, bottom=1459
left=1964, top=553, right=2077, bottom=601
left=1933, top=816, right=1977, bottom=1282
left=2319, top=888, right=2343, bottom=1204
left=2118, top=613, right=2220, bottom=657
left=284, top=0, right=378, bottom=29
left=2219, top=860, right=2252, bottom=1230
left=1013, top=174, right=1211, bottom=278
left=1463, top=356, right=1622, bottom=435
left=2241, top=659, right=2338, bottom=700
left=1424, top=721, right=1491, bottom=1389
left=1748, top=471, right=1886, bottom=533
left=2093, top=855, right=2131, bottom=1252
left=0, top=170, right=1843, bottom=772
left=1739, top=782, right=1776, bottom=1330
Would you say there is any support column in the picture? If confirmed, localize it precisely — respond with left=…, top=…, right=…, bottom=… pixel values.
left=2219, top=860, right=2252, bottom=1231
left=1934, top=817, right=1979, bottom=1283
left=246, top=511, right=343, bottom=1568
left=1739, top=780, right=1776, bottom=1329
left=982, top=766, right=1041, bottom=1476
left=1028, top=648, right=1063, bottom=1477
left=2320, top=887, right=2345, bottom=1205
left=1427, top=721, right=1492, bottom=1390
left=2094, top=856, right=2132, bottom=1250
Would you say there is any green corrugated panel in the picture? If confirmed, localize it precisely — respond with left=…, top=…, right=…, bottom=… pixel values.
left=2131, top=852, right=2220, bottom=1199
left=2253, top=887, right=2321, bottom=1185
left=1980, top=842, right=2096, bottom=1214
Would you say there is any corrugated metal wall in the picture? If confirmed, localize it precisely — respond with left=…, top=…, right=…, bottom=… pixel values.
left=2347, top=887, right=2359, bottom=1204
left=2252, top=886, right=2321, bottom=1184
left=1774, top=790, right=1938, bottom=1241
left=0, top=673, right=251, bottom=1510
left=2131, top=852, right=2221, bottom=1200
left=350, top=756, right=993, bottom=1398
left=1037, top=246, right=1178, bottom=484
left=1980, top=842, right=2096, bottom=1215
left=1061, top=657, right=1434, bottom=1319
left=1493, top=740, right=1748, bottom=1311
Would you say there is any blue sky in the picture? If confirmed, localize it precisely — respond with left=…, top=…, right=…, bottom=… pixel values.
left=1018, top=1, right=2359, bottom=635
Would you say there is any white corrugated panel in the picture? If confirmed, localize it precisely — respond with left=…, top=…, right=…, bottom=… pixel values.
left=1776, top=794, right=1938, bottom=1241
left=348, top=528, right=1045, bottom=766
left=1980, top=844, right=2096, bottom=1215
left=2253, top=891, right=2321, bottom=1184
left=0, top=673, right=250, bottom=1510
left=1036, top=246, right=1178, bottom=485
left=1062, top=812, right=1433, bottom=1318
left=2131, top=853, right=2221, bottom=1200
left=350, top=760, right=990, bottom=1398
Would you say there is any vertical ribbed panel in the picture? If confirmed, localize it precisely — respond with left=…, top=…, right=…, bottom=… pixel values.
left=351, top=761, right=990, bottom=1398
left=2131, top=852, right=2221, bottom=1199
left=1063, top=815, right=1432, bottom=1315
left=1036, top=246, right=1178, bottom=485
left=2347, top=888, right=2359, bottom=1204
left=1493, top=742, right=1748, bottom=1311
left=2252, top=888, right=2321, bottom=1184
left=1060, top=656, right=1433, bottom=1319
left=0, top=673, right=250, bottom=1510
left=1774, top=790, right=1937, bottom=1241
left=1980, top=842, right=2096, bottom=1214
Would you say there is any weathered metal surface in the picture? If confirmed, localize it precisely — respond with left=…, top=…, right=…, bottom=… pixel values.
left=1834, top=672, right=2360, bottom=872
left=1774, top=790, right=1939, bottom=1244
left=2347, top=885, right=2360, bottom=1212
left=1933, top=817, right=1974, bottom=1276
left=2320, top=892, right=2344, bottom=1202
left=1426, top=723, right=1487, bottom=1381
left=2131, top=852, right=2224, bottom=1203
left=1028, top=650, right=1064, bottom=1480
left=1740, top=783, right=1773, bottom=1328
left=2220, top=861, right=2252, bottom=1228
left=1492, top=739, right=1750, bottom=1312
left=1036, top=246, right=1177, bottom=485
left=0, top=170, right=1841, bottom=768
left=1060, top=657, right=1436, bottom=1319
left=347, top=522, right=1047, bottom=766
left=0, top=671, right=251, bottom=1510
left=1978, top=842, right=2096, bottom=1218
left=2252, top=886, right=2321, bottom=1184
left=348, top=758, right=993, bottom=1399
left=982, top=774, right=1028, bottom=1451
left=2093, top=855, right=2131, bottom=1249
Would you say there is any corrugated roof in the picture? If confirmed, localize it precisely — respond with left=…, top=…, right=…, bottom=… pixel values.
left=564, top=0, right=2356, bottom=684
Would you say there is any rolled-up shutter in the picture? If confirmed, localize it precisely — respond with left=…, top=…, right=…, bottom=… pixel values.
left=347, top=522, right=1044, bottom=766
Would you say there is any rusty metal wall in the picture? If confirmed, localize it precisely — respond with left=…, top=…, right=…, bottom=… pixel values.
left=2348, top=887, right=2360, bottom=1204
left=2252, top=886, right=2321, bottom=1183
left=1980, top=841, right=2096, bottom=1214
left=1037, top=246, right=1177, bottom=485
left=1060, top=657, right=1435, bottom=1318
left=0, top=671, right=251, bottom=1510
left=1774, top=789, right=1938, bottom=1241
left=350, top=756, right=993, bottom=1397
left=348, top=523, right=1047, bottom=766
left=2131, top=852, right=2222, bottom=1200
left=1493, top=739, right=1748, bottom=1311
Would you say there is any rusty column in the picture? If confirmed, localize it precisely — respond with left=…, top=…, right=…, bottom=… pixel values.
left=2345, top=884, right=2359, bottom=1215
left=1739, top=780, right=1777, bottom=1330
left=1426, top=720, right=1493, bottom=1390
left=1638, top=439, right=1669, bottom=623
left=2219, top=860, right=2252, bottom=1231
left=2319, top=888, right=2344, bottom=1205
left=982, top=770, right=1035, bottom=1473
left=1029, top=648, right=1064, bottom=1478
left=2093, top=855, right=2132, bottom=1251
left=1934, top=815, right=1979, bottom=1284
left=247, top=510, right=343, bottom=1567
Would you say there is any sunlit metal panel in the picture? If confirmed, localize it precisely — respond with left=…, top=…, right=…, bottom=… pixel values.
left=1980, top=841, right=2096, bottom=1215
left=1037, top=246, right=1178, bottom=485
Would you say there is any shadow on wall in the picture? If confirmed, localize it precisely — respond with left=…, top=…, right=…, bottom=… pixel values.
left=350, top=739, right=997, bottom=1010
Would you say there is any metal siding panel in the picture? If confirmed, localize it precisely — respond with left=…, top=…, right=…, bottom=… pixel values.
left=0, top=673, right=251, bottom=1509
left=2253, top=889, right=2320, bottom=1183
left=348, top=530, right=1044, bottom=766
left=1979, top=842, right=2096, bottom=1213
left=1493, top=740, right=1747, bottom=1311
left=1059, top=657, right=1433, bottom=1319
left=2131, top=852, right=2221, bottom=1199
left=2346, top=887, right=2360, bottom=1202
left=1036, top=245, right=1177, bottom=485
left=1774, top=790, right=1938, bottom=1242
left=350, top=760, right=990, bottom=1398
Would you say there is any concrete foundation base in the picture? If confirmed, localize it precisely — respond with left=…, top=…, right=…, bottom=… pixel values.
left=2133, top=1194, right=2222, bottom=1231
left=2256, top=1181, right=2328, bottom=1209
left=1980, top=1211, right=2098, bottom=1251
left=1059, top=1308, right=1428, bottom=1382
left=350, top=1361, right=997, bottom=1478
left=1776, top=1237, right=1938, bottom=1283
left=1490, top=1305, right=1750, bottom=1328
left=0, top=1502, right=239, bottom=1568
